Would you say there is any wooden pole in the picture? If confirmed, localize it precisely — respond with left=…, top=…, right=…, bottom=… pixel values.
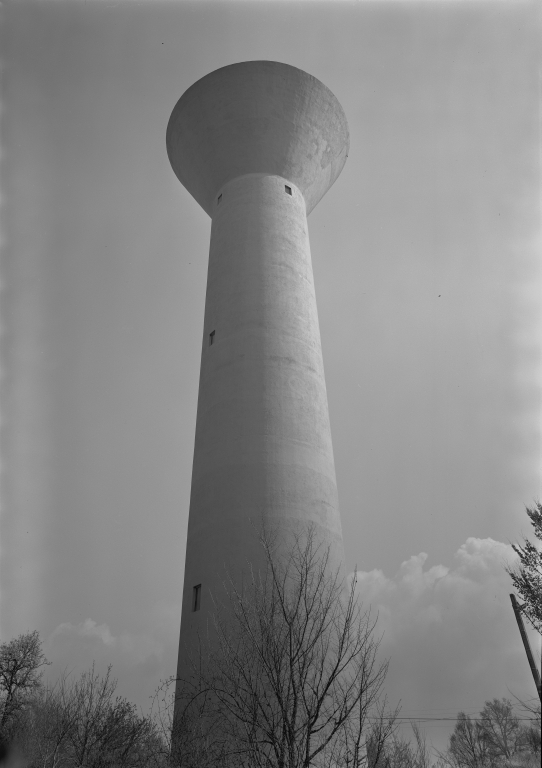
left=510, top=593, right=541, bottom=702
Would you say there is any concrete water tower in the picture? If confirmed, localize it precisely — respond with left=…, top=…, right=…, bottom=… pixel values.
left=166, top=60, right=349, bottom=683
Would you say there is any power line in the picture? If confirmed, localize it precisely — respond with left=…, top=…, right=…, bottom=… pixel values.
left=367, top=712, right=538, bottom=723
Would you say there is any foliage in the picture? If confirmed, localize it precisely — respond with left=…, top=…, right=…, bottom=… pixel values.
left=367, top=722, right=433, bottom=768
left=507, top=502, right=542, bottom=633
left=0, top=629, right=51, bottom=739
left=170, top=526, right=398, bottom=768
left=55, top=664, right=163, bottom=768
left=448, top=712, right=489, bottom=768
left=443, top=697, right=540, bottom=768
left=478, top=698, right=527, bottom=762
left=515, top=697, right=541, bottom=760
left=4, top=656, right=167, bottom=768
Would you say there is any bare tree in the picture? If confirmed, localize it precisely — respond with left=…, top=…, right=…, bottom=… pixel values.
left=172, top=526, right=397, bottom=768
left=12, top=672, right=80, bottom=768
left=58, top=664, right=162, bottom=768
left=478, top=698, right=525, bottom=764
left=154, top=675, right=230, bottom=768
left=443, top=697, right=540, bottom=768
left=0, top=630, right=50, bottom=739
left=513, top=696, right=541, bottom=762
left=13, top=663, right=166, bottom=768
left=447, top=713, right=490, bottom=768
left=367, top=723, right=434, bottom=768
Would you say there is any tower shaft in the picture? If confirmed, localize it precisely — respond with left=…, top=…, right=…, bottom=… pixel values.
left=177, top=172, right=343, bottom=676
left=166, top=59, right=350, bottom=698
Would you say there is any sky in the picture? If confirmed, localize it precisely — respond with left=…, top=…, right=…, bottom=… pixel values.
left=1, top=0, right=541, bottom=754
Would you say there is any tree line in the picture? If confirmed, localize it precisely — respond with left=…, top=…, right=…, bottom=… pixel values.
left=0, top=632, right=168, bottom=767
left=1, top=506, right=540, bottom=767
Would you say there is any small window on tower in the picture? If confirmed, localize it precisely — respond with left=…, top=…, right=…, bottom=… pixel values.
left=217, top=194, right=222, bottom=205
left=209, top=330, right=215, bottom=346
left=192, top=584, right=201, bottom=612
left=285, top=185, right=292, bottom=195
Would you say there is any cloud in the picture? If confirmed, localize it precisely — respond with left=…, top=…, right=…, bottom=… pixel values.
left=51, top=618, right=115, bottom=646
left=45, top=612, right=179, bottom=711
left=49, top=618, right=162, bottom=664
left=351, top=538, right=539, bottom=751
left=42, top=542, right=539, bottom=742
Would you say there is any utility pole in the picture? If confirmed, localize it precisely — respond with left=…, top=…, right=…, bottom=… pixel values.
left=510, top=593, right=542, bottom=702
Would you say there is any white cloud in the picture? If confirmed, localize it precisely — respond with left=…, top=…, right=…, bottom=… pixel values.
left=48, top=618, right=163, bottom=665
left=351, top=538, right=539, bottom=751
left=43, top=602, right=182, bottom=714
left=45, top=618, right=167, bottom=712
left=42, top=543, right=539, bottom=743
left=353, top=537, right=517, bottom=626
left=51, top=618, right=115, bottom=646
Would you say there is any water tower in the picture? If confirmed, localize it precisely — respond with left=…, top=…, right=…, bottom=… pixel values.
left=166, top=60, right=349, bottom=685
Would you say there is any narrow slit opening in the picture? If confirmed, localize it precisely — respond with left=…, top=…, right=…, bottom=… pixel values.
left=192, top=584, right=201, bottom=612
left=209, top=330, right=215, bottom=346
left=217, top=194, right=222, bottom=204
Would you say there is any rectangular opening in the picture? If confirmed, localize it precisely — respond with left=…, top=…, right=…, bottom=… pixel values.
left=285, top=185, right=292, bottom=195
left=192, top=584, right=201, bottom=612
left=217, top=194, right=222, bottom=204
left=209, top=330, right=215, bottom=346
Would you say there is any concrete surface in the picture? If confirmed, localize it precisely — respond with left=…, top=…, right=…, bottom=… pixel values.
left=167, top=61, right=349, bottom=686
left=167, top=60, right=349, bottom=217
